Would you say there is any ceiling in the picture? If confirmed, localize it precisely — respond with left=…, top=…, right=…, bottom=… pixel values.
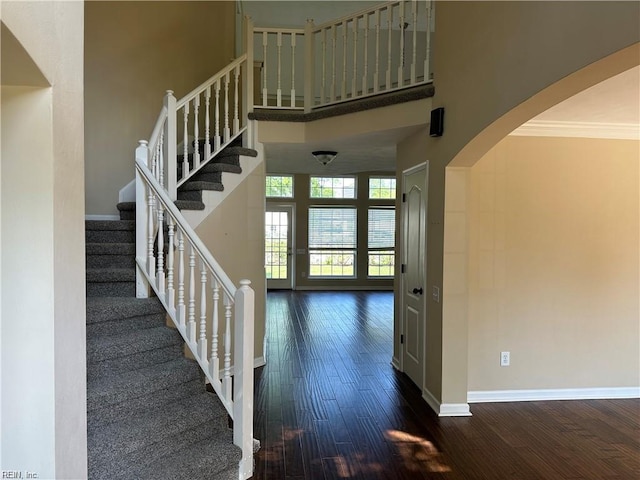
left=264, top=66, right=640, bottom=174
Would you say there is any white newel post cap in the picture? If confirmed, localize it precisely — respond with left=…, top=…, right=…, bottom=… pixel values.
left=239, top=279, right=252, bottom=289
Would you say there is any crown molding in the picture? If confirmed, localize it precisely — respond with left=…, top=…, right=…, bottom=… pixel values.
left=510, top=120, right=639, bottom=140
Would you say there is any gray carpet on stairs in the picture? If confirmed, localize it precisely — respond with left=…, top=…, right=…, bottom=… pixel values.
left=86, top=211, right=242, bottom=479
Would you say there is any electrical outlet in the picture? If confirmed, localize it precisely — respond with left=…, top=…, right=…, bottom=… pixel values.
left=432, top=286, right=440, bottom=303
left=500, top=351, right=510, bottom=367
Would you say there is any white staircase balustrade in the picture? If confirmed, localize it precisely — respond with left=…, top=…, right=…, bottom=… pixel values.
left=135, top=142, right=255, bottom=480
left=249, top=0, right=433, bottom=112
left=131, top=3, right=435, bottom=479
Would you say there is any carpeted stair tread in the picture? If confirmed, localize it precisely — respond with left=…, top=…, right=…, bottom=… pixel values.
left=117, top=202, right=135, bottom=212
left=86, top=220, right=135, bottom=231
left=86, top=268, right=135, bottom=282
left=179, top=180, right=224, bottom=192
left=174, top=199, right=205, bottom=210
left=86, top=297, right=164, bottom=323
left=87, top=378, right=205, bottom=430
left=87, top=357, right=201, bottom=412
left=216, top=145, right=258, bottom=158
left=88, top=393, right=231, bottom=479
left=87, top=326, right=182, bottom=364
left=135, top=430, right=241, bottom=480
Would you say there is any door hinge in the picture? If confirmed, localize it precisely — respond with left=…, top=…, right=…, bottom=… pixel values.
left=401, top=264, right=406, bottom=274
left=402, top=193, right=406, bottom=203
left=400, top=334, right=404, bottom=344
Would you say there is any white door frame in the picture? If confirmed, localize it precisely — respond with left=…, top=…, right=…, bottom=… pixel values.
left=398, top=162, right=428, bottom=387
left=266, top=202, right=296, bottom=290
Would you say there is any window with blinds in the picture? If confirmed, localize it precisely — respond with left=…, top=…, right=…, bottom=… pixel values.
left=368, top=208, right=396, bottom=277
left=308, top=207, right=356, bottom=277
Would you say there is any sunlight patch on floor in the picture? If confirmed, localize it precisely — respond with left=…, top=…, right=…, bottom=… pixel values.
left=384, top=429, right=452, bottom=473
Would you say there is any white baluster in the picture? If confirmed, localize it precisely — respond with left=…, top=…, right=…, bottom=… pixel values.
left=187, top=245, right=196, bottom=344
left=341, top=21, right=347, bottom=100
left=193, top=95, right=200, bottom=170
left=158, top=131, right=164, bottom=188
left=182, top=103, right=189, bottom=180
left=234, top=65, right=240, bottom=134
left=262, top=31, right=268, bottom=106
left=374, top=9, right=380, bottom=93
left=209, top=279, right=220, bottom=380
left=398, top=1, right=405, bottom=88
left=214, top=79, right=221, bottom=151
left=321, top=28, right=327, bottom=104
left=425, top=0, right=432, bottom=80
left=363, top=14, right=369, bottom=94
left=177, top=229, right=186, bottom=327
left=151, top=143, right=158, bottom=180
left=205, top=86, right=211, bottom=160
left=290, top=33, right=296, bottom=107
left=276, top=31, right=282, bottom=107
left=222, top=294, right=232, bottom=399
left=331, top=25, right=337, bottom=102
left=411, top=0, right=418, bottom=84
left=387, top=5, right=393, bottom=90
left=167, top=217, right=175, bottom=312
left=147, top=190, right=155, bottom=280
left=352, top=18, right=358, bottom=97
left=198, top=261, right=208, bottom=360
left=156, top=202, right=165, bottom=295
left=224, top=72, right=230, bottom=143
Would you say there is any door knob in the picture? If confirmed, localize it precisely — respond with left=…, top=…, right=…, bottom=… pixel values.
left=412, top=287, right=423, bottom=295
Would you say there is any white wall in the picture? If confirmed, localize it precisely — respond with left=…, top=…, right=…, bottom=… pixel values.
left=1, top=1, right=86, bottom=478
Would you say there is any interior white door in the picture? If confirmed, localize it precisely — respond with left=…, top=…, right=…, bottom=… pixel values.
left=401, top=164, right=427, bottom=389
left=265, top=204, right=294, bottom=289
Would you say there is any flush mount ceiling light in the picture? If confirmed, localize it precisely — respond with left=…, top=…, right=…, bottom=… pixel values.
left=312, top=150, right=338, bottom=166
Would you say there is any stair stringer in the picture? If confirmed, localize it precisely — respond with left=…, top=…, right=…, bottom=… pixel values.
left=182, top=147, right=264, bottom=229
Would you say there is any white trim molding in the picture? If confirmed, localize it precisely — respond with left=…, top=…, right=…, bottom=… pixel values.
left=422, top=389, right=472, bottom=417
left=468, top=387, right=640, bottom=403
left=391, top=356, right=401, bottom=371
left=510, top=120, right=640, bottom=140
left=439, top=403, right=472, bottom=417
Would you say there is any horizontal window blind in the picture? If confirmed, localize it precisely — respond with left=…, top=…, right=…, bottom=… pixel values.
left=309, top=207, right=356, bottom=248
left=368, top=208, right=395, bottom=249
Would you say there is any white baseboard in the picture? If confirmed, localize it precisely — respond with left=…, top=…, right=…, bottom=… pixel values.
left=86, top=214, right=120, bottom=221
left=467, top=386, right=640, bottom=403
left=422, top=388, right=472, bottom=416
left=391, top=356, right=401, bottom=371
left=422, top=388, right=440, bottom=414
left=254, top=356, right=266, bottom=369
left=439, top=403, right=472, bottom=417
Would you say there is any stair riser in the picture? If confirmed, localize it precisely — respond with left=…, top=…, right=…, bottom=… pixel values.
left=87, top=360, right=202, bottom=412
left=86, top=254, right=135, bottom=269
left=87, top=282, right=135, bottom=297
left=88, top=327, right=183, bottom=363
left=119, top=210, right=135, bottom=221
left=86, top=312, right=166, bottom=338
left=177, top=190, right=202, bottom=202
left=192, top=172, right=222, bottom=184
left=88, top=343, right=183, bottom=377
left=87, top=230, right=135, bottom=243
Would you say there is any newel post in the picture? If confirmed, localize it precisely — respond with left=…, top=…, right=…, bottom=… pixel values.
left=233, top=279, right=255, bottom=480
left=303, top=19, right=315, bottom=113
left=135, top=140, right=151, bottom=298
left=243, top=15, right=255, bottom=149
left=164, top=90, right=178, bottom=200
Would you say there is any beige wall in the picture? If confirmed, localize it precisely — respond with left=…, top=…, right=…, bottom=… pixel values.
left=195, top=162, right=267, bottom=363
left=1, top=1, right=86, bottom=477
left=85, top=1, right=236, bottom=216
left=466, top=136, right=639, bottom=392
left=396, top=1, right=640, bottom=409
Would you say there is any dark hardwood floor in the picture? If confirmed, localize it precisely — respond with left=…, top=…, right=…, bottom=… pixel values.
left=251, top=291, right=640, bottom=480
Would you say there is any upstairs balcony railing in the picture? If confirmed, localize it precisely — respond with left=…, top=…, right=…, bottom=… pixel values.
left=249, top=0, right=433, bottom=111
